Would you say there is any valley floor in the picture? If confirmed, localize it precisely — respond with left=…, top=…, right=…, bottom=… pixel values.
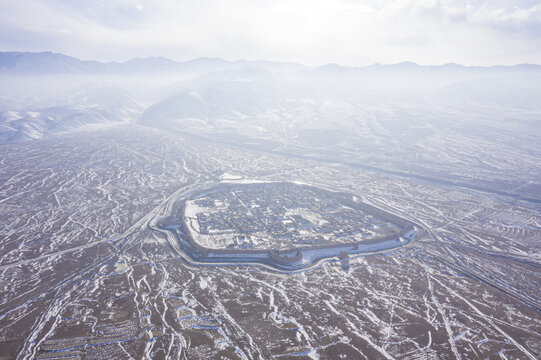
left=0, top=125, right=539, bottom=359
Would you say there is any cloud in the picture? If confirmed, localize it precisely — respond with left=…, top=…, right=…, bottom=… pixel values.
left=0, top=0, right=540, bottom=65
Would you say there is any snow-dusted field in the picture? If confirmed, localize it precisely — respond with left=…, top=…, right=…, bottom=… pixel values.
left=0, top=125, right=539, bottom=359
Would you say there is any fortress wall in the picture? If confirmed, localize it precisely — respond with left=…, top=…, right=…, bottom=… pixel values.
left=207, top=248, right=268, bottom=256
left=269, top=249, right=303, bottom=265
left=344, top=198, right=411, bottom=227
left=162, top=183, right=415, bottom=266
left=300, top=242, right=357, bottom=253
left=299, top=241, right=353, bottom=252
left=175, top=201, right=211, bottom=256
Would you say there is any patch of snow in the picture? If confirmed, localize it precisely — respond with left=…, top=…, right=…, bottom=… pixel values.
left=220, top=172, right=243, bottom=180
left=188, top=91, right=203, bottom=101
left=3, top=111, right=22, bottom=122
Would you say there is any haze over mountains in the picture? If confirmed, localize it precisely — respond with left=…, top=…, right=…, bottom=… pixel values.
left=2, top=51, right=541, bottom=143
left=2, top=51, right=541, bottom=201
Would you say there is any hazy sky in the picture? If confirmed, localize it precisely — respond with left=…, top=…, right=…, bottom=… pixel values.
left=1, top=0, right=540, bottom=65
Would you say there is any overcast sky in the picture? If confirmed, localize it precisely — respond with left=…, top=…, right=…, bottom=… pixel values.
left=1, top=0, right=540, bottom=66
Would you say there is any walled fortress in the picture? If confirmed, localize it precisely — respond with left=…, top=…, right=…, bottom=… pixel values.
left=157, top=182, right=418, bottom=270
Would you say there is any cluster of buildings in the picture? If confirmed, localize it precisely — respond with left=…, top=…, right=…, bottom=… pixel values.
left=190, top=183, right=401, bottom=250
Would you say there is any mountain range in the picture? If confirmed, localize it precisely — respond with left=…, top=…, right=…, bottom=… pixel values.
left=1, top=51, right=540, bottom=75
left=0, top=51, right=307, bottom=75
left=1, top=51, right=541, bottom=146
